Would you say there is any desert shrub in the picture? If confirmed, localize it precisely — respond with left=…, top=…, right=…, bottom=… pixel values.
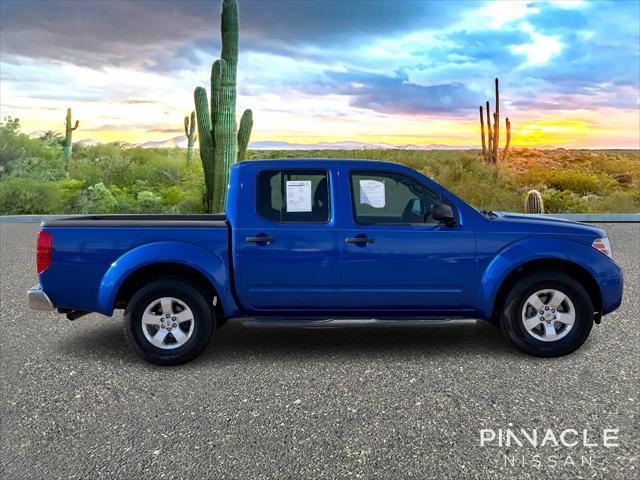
left=0, top=117, right=66, bottom=179
left=135, top=190, right=162, bottom=213
left=71, top=145, right=187, bottom=190
left=159, top=185, right=186, bottom=206
left=0, top=117, right=26, bottom=176
left=52, top=179, right=85, bottom=212
left=429, top=157, right=522, bottom=212
left=107, top=185, right=136, bottom=213
left=0, top=177, right=58, bottom=214
left=11, top=151, right=67, bottom=181
left=1, top=132, right=636, bottom=216
left=541, top=189, right=585, bottom=213
left=517, top=167, right=616, bottom=195
left=80, top=182, right=118, bottom=214
left=588, top=191, right=640, bottom=213
left=592, top=154, right=640, bottom=181
left=71, top=144, right=133, bottom=187
left=132, top=155, right=181, bottom=186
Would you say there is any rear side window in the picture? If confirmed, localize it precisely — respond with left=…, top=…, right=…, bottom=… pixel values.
left=256, top=170, right=330, bottom=223
left=350, top=171, right=442, bottom=225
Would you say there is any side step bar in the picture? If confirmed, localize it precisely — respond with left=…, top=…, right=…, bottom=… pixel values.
left=239, top=317, right=479, bottom=328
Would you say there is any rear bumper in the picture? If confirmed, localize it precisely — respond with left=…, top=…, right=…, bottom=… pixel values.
left=27, top=284, right=55, bottom=311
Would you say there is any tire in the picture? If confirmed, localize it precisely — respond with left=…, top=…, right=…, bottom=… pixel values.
left=500, top=271, right=594, bottom=357
left=124, top=279, right=215, bottom=365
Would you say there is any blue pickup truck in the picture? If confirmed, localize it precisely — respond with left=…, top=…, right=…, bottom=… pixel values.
left=28, top=159, right=623, bottom=364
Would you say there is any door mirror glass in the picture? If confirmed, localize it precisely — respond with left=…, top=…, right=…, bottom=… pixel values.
left=431, top=202, right=455, bottom=225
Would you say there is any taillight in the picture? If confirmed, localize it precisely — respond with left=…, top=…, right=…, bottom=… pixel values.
left=37, top=230, right=52, bottom=273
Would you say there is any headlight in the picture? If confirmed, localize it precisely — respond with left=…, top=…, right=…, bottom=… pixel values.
left=592, top=237, right=612, bottom=258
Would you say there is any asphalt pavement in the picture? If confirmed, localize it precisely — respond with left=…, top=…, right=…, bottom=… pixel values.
left=1, top=222, right=638, bottom=479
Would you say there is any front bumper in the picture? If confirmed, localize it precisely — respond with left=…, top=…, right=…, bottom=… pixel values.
left=27, top=284, right=55, bottom=311
left=600, top=273, right=624, bottom=315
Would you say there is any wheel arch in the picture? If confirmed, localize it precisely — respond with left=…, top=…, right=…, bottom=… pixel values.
left=96, top=241, right=238, bottom=317
left=114, top=262, right=225, bottom=319
left=490, top=258, right=602, bottom=323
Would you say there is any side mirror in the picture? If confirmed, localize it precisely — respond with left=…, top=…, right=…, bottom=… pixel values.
left=431, top=202, right=455, bottom=225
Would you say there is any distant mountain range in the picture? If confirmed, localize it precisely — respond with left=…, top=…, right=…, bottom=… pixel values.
left=247, top=140, right=476, bottom=150
left=34, top=133, right=475, bottom=150
left=130, top=136, right=476, bottom=150
left=27, top=131, right=632, bottom=151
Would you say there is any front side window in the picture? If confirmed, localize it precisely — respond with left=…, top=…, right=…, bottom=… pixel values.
left=350, top=171, right=445, bottom=225
left=256, top=169, right=329, bottom=223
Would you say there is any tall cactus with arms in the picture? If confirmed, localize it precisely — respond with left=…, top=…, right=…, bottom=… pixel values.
left=63, top=108, right=79, bottom=164
left=478, top=78, right=511, bottom=164
left=184, top=111, right=197, bottom=164
left=194, top=0, right=253, bottom=213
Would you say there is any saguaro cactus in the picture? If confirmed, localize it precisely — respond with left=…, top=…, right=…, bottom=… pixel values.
left=63, top=108, right=79, bottom=163
left=525, top=190, right=544, bottom=214
left=194, top=0, right=253, bottom=213
left=479, top=106, right=487, bottom=159
left=479, top=78, right=511, bottom=164
left=184, top=112, right=197, bottom=164
left=237, top=109, right=253, bottom=162
left=504, top=117, right=511, bottom=161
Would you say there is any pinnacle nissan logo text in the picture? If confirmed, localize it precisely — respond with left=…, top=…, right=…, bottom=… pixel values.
left=479, top=428, right=619, bottom=448
left=479, top=428, right=620, bottom=469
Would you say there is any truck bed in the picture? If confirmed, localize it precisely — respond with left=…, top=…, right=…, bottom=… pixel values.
left=39, top=215, right=231, bottom=315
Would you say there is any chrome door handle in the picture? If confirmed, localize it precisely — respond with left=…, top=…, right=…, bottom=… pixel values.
left=245, top=236, right=274, bottom=244
left=345, top=237, right=375, bottom=244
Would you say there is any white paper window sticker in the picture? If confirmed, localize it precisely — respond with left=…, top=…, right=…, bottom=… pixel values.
left=359, top=179, right=385, bottom=208
left=286, top=180, right=312, bottom=212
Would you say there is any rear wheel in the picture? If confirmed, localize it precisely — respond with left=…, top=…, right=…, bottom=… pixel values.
left=501, top=272, right=594, bottom=357
left=124, top=279, right=214, bottom=365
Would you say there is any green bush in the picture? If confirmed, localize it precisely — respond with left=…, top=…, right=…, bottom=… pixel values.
left=0, top=177, right=58, bottom=214
left=53, top=178, right=85, bottom=212
left=12, top=153, right=67, bottom=181
left=588, top=191, right=640, bottom=213
left=517, top=167, right=616, bottom=195
left=0, top=117, right=66, bottom=180
left=541, top=189, right=585, bottom=213
left=71, top=144, right=133, bottom=187
left=135, top=190, right=162, bottom=213
left=80, top=182, right=118, bottom=214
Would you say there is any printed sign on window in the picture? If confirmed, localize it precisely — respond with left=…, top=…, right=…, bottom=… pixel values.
left=286, top=180, right=312, bottom=212
left=359, top=179, right=385, bottom=208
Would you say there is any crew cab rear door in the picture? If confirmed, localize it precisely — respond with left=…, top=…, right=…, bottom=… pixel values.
left=233, top=165, right=340, bottom=311
left=340, top=168, right=475, bottom=310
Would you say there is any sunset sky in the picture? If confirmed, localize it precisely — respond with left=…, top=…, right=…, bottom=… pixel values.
left=1, top=0, right=639, bottom=148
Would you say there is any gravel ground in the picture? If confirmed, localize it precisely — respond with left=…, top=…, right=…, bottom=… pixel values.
left=1, top=222, right=638, bottom=480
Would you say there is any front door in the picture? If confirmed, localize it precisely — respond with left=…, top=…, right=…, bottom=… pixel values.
left=341, top=170, right=475, bottom=311
left=234, top=168, right=340, bottom=311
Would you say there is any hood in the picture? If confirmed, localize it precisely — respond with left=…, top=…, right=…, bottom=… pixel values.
left=491, top=212, right=606, bottom=237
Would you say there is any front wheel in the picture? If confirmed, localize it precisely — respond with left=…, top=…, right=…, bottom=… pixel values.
left=501, top=272, right=594, bottom=357
left=124, top=279, right=215, bottom=365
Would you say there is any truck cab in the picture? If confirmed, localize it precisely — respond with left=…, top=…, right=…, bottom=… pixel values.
left=231, top=160, right=475, bottom=314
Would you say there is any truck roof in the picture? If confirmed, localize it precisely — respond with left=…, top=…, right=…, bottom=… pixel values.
left=233, top=158, right=407, bottom=170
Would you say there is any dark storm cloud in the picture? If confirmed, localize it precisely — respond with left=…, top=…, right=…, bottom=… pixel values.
left=0, top=0, right=460, bottom=69
left=0, top=0, right=210, bottom=68
left=314, top=69, right=481, bottom=115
